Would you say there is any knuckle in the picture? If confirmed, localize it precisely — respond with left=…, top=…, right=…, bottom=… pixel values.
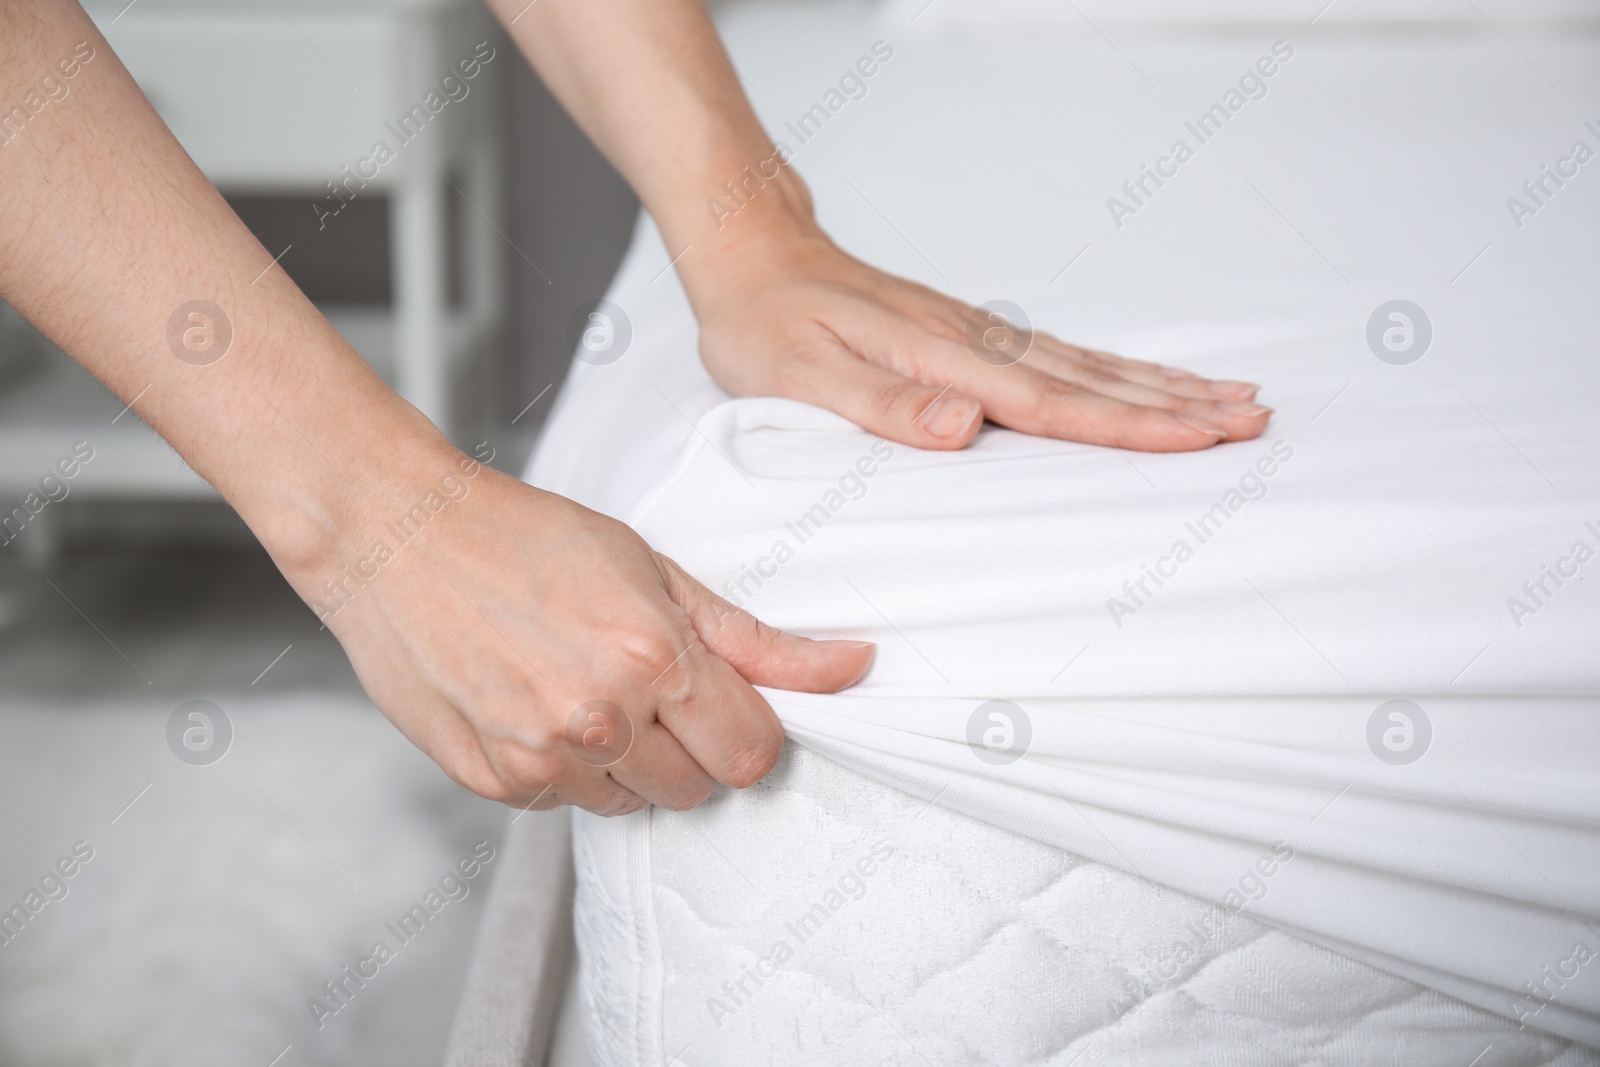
left=445, top=744, right=521, bottom=804
left=1043, top=376, right=1088, bottom=403
left=614, top=626, right=683, bottom=683
left=487, top=738, right=562, bottom=793
left=871, top=378, right=918, bottom=419
left=740, top=613, right=783, bottom=655
left=479, top=783, right=518, bottom=805
left=1076, top=363, right=1121, bottom=388
left=459, top=764, right=517, bottom=805
left=656, top=663, right=696, bottom=707
left=1035, top=377, right=1087, bottom=423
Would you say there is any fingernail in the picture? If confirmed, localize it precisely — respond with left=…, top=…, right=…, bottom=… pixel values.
left=1218, top=401, right=1273, bottom=416
left=1209, top=380, right=1260, bottom=399
left=826, top=640, right=876, bottom=650
left=922, top=396, right=982, bottom=439
left=1174, top=413, right=1228, bottom=437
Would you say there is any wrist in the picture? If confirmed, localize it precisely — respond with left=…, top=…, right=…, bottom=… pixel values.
left=251, top=422, right=497, bottom=628
left=234, top=377, right=465, bottom=583
left=643, top=147, right=819, bottom=295
left=664, top=158, right=829, bottom=309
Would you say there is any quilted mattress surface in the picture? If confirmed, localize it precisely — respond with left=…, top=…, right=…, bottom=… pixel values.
left=571, top=747, right=1599, bottom=1067
left=522, top=3, right=1600, bottom=1062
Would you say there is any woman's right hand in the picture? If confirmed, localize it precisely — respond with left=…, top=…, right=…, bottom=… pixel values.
left=271, top=444, right=874, bottom=816
left=1, top=0, right=872, bottom=822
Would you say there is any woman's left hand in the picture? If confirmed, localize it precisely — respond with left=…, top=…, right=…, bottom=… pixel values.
left=686, top=206, right=1271, bottom=454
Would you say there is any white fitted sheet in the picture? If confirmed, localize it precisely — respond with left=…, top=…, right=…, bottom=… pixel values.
left=524, top=2, right=1600, bottom=1058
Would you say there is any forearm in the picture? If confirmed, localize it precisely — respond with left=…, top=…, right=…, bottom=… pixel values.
left=0, top=0, right=450, bottom=566
left=484, top=0, right=819, bottom=303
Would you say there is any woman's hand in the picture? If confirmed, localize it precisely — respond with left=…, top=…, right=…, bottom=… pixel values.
left=487, top=0, right=1268, bottom=454
left=1, top=1, right=876, bottom=819
left=274, top=450, right=874, bottom=816
left=687, top=196, right=1271, bottom=453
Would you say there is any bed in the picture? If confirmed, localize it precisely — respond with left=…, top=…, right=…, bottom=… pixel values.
left=446, top=2, right=1600, bottom=1063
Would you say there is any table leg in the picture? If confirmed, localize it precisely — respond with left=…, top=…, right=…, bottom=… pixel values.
left=393, top=169, right=450, bottom=441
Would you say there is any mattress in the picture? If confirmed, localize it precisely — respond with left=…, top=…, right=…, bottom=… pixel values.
left=522, top=3, right=1600, bottom=1062
left=572, top=745, right=1598, bottom=1067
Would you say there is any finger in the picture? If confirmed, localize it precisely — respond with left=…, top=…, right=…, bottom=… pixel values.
left=1042, top=342, right=1254, bottom=403
left=659, top=555, right=876, bottom=693
left=785, top=340, right=983, bottom=450
left=507, top=765, right=647, bottom=818
left=1079, top=345, right=1259, bottom=400
left=545, top=760, right=648, bottom=817
left=1025, top=346, right=1273, bottom=435
left=498, top=780, right=563, bottom=813
left=950, top=360, right=1244, bottom=452
left=651, top=557, right=852, bottom=788
left=481, top=726, right=646, bottom=817
left=820, top=302, right=1254, bottom=450
left=653, top=645, right=787, bottom=788
left=607, top=718, right=717, bottom=811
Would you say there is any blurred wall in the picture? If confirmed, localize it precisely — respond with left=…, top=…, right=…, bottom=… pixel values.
left=503, top=56, right=641, bottom=450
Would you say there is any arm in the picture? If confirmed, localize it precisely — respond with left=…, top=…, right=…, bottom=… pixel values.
left=0, top=0, right=872, bottom=813
left=487, top=0, right=1271, bottom=451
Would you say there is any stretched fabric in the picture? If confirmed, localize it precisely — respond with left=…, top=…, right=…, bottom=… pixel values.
left=525, top=9, right=1600, bottom=1046
left=529, top=214, right=1600, bottom=1045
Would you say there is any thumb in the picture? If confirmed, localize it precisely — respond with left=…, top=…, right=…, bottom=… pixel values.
left=792, top=344, right=983, bottom=451
left=657, top=555, right=875, bottom=692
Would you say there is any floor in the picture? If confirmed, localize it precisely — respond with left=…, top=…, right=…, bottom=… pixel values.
left=0, top=533, right=508, bottom=1067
